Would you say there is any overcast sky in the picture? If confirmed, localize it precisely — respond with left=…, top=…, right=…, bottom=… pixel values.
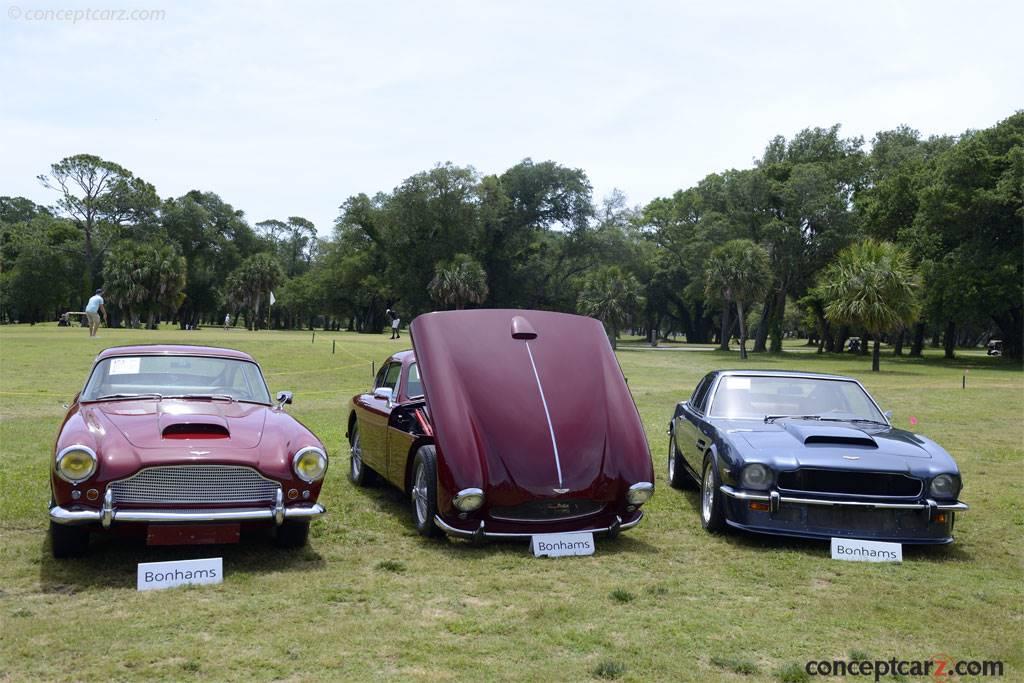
left=2, top=0, right=1021, bottom=233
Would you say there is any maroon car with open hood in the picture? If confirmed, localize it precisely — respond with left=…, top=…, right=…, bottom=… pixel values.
left=48, top=345, right=328, bottom=557
left=346, top=309, right=654, bottom=541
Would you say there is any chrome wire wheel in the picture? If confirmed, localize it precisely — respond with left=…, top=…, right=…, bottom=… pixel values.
left=412, top=462, right=429, bottom=525
left=350, top=429, right=363, bottom=480
left=701, top=465, right=714, bottom=523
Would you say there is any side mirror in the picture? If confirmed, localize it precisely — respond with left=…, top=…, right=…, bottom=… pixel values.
left=276, top=391, right=293, bottom=408
left=883, top=410, right=893, bottom=421
left=372, top=387, right=394, bottom=403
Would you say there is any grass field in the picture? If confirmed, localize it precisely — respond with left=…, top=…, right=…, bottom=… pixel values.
left=1, top=324, right=1021, bottom=682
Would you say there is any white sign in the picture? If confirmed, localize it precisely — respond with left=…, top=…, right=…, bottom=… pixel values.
left=531, top=532, right=595, bottom=558
left=831, top=538, right=902, bottom=563
left=109, top=357, right=141, bottom=375
left=137, top=557, right=223, bottom=591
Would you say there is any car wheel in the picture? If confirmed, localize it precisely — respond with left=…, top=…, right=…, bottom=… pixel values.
left=348, top=421, right=376, bottom=486
left=50, top=521, right=89, bottom=558
left=274, top=521, right=310, bottom=548
left=667, top=431, right=694, bottom=490
left=411, top=445, right=440, bottom=537
left=700, top=456, right=726, bottom=533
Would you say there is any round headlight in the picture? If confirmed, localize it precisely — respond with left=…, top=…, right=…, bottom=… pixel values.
left=740, top=463, right=773, bottom=490
left=56, top=445, right=97, bottom=484
left=293, top=446, right=328, bottom=483
left=929, top=474, right=959, bottom=499
left=627, top=482, right=654, bottom=506
left=452, top=488, right=485, bottom=512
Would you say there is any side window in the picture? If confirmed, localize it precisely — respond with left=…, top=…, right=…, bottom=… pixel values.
left=382, top=363, right=402, bottom=391
left=373, top=363, right=389, bottom=389
left=690, top=376, right=712, bottom=414
left=406, top=363, right=423, bottom=398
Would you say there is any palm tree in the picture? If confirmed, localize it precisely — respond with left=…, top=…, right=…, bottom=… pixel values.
left=577, top=266, right=645, bottom=349
left=818, top=239, right=920, bottom=371
left=102, top=242, right=150, bottom=328
left=428, top=254, right=489, bottom=310
left=226, top=253, right=284, bottom=329
left=704, top=239, right=772, bottom=360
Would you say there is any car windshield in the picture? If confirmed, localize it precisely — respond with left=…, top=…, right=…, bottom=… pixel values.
left=707, top=375, right=885, bottom=423
left=81, top=355, right=272, bottom=404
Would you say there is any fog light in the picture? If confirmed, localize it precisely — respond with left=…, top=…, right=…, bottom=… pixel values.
left=453, top=488, right=484, bottom=512
left=627, top=482, right=654, bottom=505
left=71, top=490, right=81, bottom=500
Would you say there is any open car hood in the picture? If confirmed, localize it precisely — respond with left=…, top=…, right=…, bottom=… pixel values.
left=410, top=310, right=651, bottom=502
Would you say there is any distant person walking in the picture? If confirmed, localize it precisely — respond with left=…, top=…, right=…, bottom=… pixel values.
left=387, top=309, right=401, bottom=339
left=224, top=313, right=231, bottom=330
left=85, top=289, right=106, bottom=337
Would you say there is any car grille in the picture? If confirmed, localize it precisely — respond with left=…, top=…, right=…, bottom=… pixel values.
left=489, top=499, right=604, bottom=523
left=777, top=468, right=922, bottom=498
left=110, top=465, right=279, bottom=505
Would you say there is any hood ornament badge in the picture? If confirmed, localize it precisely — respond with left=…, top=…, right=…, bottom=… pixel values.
left=189, top=450, right=211, bottom=456
left=553, top=488, right=569, bottom=494
left=843, top=455, right=860, bottom=460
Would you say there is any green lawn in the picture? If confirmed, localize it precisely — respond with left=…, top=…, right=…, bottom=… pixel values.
left=1, top=324, right=1021, bottom=682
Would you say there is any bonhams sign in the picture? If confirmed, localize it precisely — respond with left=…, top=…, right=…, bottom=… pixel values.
left=137, top=557, right=223, bottom=591
left=830, top=538, right=902, bottom=563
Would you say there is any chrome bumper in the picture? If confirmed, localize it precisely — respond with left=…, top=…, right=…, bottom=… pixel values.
left=719, top=486, right=969, bottom=513
left=433, top=511, right=644, bottom=540
left=50, top=488, right=325, bottom=527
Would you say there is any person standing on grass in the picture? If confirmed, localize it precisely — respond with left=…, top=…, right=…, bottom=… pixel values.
left=224, top=312, right=231, bottom=330
left=387, top=308, right=401, bottom=339
left=85, top=288, right=106, bottom=337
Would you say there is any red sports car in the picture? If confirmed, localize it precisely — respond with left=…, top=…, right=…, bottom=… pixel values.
left=48, top=345, right=328, bottom=557
left=346, top=309, right=654, bottom=541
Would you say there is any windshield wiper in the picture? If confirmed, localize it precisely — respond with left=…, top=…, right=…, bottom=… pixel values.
left=89, top=393, right=164, bottom=402
left=164, top=393, right=236, bottom=402
left=819, top=417, right=889, bottom=426
left=764, top=415, right=822, bottom=423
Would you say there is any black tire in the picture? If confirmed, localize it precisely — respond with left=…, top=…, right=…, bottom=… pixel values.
left=50, top=521, right=89, bottom=558
left=348, top=420, right=376, bottom=486
left=700, top=456, right=727, bottom=533
left=667, top=431, right=694, bottom=490
left=410, top=446, right=440, bottom=537
left=274, top=521, right=310, bottom=548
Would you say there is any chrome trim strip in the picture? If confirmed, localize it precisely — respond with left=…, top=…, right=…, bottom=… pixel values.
left=524, top=342, right=563, bottom=488
left=720, top=486, right=969, bottom=511
left=49, top=502, right=326, bottom=525
left=432, top=511, right=644, bottom=539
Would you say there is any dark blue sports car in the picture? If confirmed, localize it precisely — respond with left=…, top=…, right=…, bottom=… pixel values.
left=669, top=370, right=968, bottom=544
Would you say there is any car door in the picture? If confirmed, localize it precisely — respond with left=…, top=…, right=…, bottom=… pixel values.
left=384, top=360, right=423, bottom=488
left=677, top=375, right=714, bottom=476
left=359, top=361, right=402, bottom=474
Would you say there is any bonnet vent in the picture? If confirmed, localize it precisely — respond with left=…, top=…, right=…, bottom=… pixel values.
left=511, top=315, right=537, bottom=340
left=804, top=435, right=876, bottom=448
left=162, top=423, right=230, bottom=439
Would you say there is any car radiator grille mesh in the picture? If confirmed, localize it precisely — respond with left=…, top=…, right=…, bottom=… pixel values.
left=110, top=465, right=279, bottom=505
left=490, top=499, right=604, bottom=523
left=777, top=469, right=923, bottom=498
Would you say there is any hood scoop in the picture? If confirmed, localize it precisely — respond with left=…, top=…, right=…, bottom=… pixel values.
left=162, top=421, right=230, bottom=440
left=781, top=422, right=877, bottom=448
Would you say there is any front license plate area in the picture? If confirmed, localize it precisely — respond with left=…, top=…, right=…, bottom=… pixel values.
left=530, top=532, right=595, bottom=557
left=147, top=523, right=241, bottom=546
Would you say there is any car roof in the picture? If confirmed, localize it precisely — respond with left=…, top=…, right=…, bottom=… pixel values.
left=95, top=345, right=257, bottom=363
left=713, top=369, right=858, bottom=382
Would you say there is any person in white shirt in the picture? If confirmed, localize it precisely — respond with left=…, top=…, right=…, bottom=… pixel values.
left=224, top=313, right=231, bottom=330
left=388, top=309, right=401, bottom=339
left=85, top=289, right=106, bottom=337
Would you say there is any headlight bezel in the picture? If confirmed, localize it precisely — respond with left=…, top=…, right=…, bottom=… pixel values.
left=739, top=463, right=773, bottom=490
left=627, top=482, right=654, bottom=506
left=55, top=445, right=98, bottom=484
left=452, top=487, right=485, bottom=512
left=929, top=473, right=960, bottom=499
left=292, top=446, right=328, bottom=483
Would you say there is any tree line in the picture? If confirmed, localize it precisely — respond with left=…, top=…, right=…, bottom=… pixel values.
left=1, top=112, right=1020, bottom=361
